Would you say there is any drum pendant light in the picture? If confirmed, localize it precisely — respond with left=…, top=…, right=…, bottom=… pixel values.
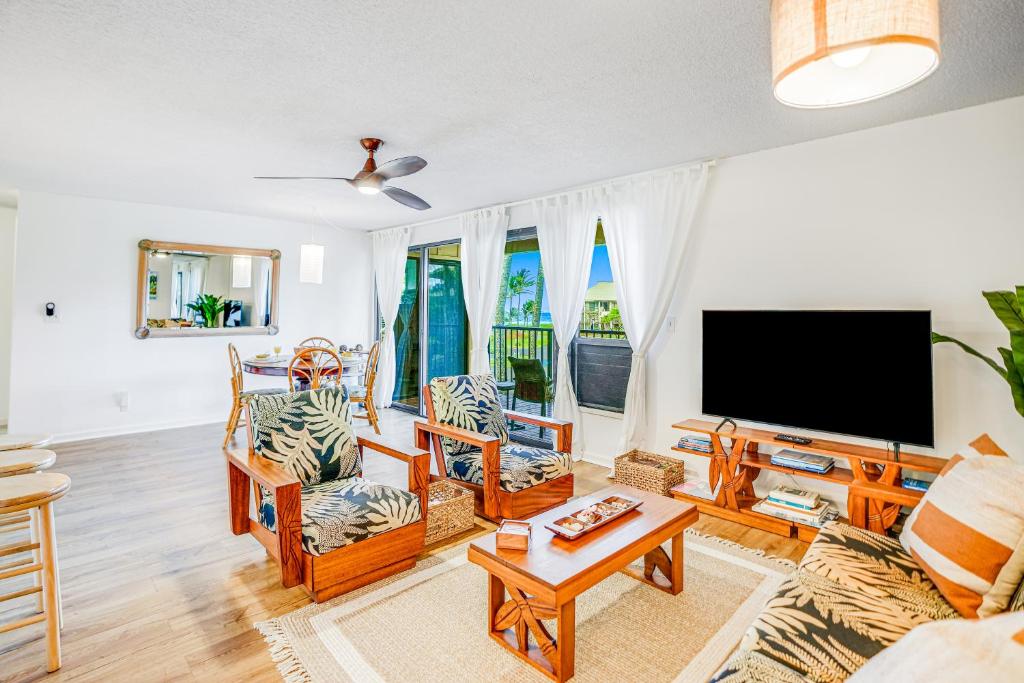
left=771, top=0, right=940, bottom=108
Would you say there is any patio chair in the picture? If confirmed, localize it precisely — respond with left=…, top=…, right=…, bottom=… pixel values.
left=414, top=374, right=573, bottom=521
left=225, top=385, right=430, bottom=602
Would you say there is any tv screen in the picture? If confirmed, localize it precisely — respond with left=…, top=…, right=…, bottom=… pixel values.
left=702, top=310, right=934, bottom=447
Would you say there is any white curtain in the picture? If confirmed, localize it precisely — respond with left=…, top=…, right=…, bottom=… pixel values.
left=600, top=163, right=709, bottom=451
left=372, top=226, right=412, bottom=408
left=460, top=207, right=509, bottom=374
left=251, top=257, right=272, bottom=327
left=533, top=190, right=601, bottom=456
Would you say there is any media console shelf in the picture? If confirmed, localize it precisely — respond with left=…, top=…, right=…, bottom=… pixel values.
left=669, top=419, right=947, bottom=541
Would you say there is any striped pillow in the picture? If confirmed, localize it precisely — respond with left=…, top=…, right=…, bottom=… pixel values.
left=900, top=435, right=1024, bottom=617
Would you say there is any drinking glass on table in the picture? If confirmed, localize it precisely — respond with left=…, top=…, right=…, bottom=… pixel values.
left=273, top=345, right=282, bottom=357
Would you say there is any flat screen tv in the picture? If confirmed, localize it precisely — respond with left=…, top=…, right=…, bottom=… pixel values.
left=702, top=310, right=934, bottom=447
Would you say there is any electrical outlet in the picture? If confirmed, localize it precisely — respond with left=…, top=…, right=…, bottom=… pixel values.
left=115, top=391, right=131, bottom=412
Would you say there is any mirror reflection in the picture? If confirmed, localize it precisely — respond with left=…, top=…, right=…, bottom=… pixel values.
left=136, top=240, right=279, bottom=338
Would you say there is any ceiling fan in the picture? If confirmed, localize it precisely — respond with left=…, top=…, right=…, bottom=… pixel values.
left=255, top=138, right=430, bottom=210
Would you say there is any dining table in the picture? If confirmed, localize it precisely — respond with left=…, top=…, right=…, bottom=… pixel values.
left=242, top=351, right=367, bottom=390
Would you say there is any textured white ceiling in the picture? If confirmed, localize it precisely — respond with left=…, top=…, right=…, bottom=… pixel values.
left=0, top=1, right=1022, bottom=230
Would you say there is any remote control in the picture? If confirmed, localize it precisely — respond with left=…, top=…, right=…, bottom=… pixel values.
left=775, top=433, right=813, bottom=445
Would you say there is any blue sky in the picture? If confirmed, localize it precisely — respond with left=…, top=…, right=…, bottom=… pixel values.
left=505, top=245, right=611, bottom=315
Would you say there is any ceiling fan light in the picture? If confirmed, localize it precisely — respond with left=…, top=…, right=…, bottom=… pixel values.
left=357, top=185, right=381, bottom=195
left=771, top=0, right=940, bottom=108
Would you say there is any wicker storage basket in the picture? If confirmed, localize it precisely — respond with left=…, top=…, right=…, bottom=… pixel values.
left=425, top=479, right=475, bottom=545
left=613, top=450, right=686, bottom=496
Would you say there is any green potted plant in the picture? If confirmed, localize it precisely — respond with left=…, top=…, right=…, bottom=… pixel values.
left=186, top=294, right=226, bottom=329
left=932, top=287, right=1024, bottom=417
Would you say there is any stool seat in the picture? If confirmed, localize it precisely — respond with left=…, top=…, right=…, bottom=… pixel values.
left=0, top=449, right=57, bottom=476
left=0, top=473, right=71, bottom=512
left=0, top=434, right=53, bottom=452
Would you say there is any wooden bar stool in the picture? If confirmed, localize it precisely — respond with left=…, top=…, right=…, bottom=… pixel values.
left=0, top=449, right=59, bottom=617
left=0, top=434, right=52, bottom=452
left=0, top=472, right=70, bottom=672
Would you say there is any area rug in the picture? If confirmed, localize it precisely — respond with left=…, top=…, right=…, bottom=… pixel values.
left=256, top=530, right=795, bottom=682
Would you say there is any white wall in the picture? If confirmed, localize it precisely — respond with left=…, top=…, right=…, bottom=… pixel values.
left=8, top=192, right=372, bottom=441
left=400, top=96, right=1024, bottom=502
left=0, top=206, right=16, bottom=425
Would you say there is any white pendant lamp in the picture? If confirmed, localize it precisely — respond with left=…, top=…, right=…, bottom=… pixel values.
left=771, top=0, right=940, bottom=108
left=299, top=243, right=324, bottom=284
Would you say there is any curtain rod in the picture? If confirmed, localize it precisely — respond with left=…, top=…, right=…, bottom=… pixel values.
left=370, top=156, right=719, bottom=234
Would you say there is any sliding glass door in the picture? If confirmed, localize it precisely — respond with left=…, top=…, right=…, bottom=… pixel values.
left=390, top=241, right=469, bottom=413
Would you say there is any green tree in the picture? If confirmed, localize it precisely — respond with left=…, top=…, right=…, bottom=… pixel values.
left=522, top=300, right=537, bottom=325
left=507, top=268, right=536, bottom=324
left=494, top=254, right=512, bottom=324
left=601, top=306, right=622, bottom=330
left=531, top=260, right=545, bottom=326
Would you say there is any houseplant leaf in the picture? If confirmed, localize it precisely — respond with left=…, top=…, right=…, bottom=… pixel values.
left=997, top=347, right=1024, bottom=417
left=982, top=290, right=1024, bottom=332
left=931, top=332, right=1006, bottom=379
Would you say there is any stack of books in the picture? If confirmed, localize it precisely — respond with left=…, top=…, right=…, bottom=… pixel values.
left=752, top=485, right=838, bottom=528
left=901, top=477, right=931, bottom=492
left=770, top=449, right=835, bottom=474
left=677, top=435, right=714, bottom=453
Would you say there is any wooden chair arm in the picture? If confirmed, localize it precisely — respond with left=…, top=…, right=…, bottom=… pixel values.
left=225, top=447, right=301, bottom=490
left=357, top=435, right=431, bottom=515
left=224, top=447, right=303, bottom=588
left=849, top=481, right=925, bottom=508
left=412, top=420, right=501, bottom=448
left=503, top=410, right=574, bottom=454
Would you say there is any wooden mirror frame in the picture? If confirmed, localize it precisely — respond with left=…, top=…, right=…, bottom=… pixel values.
left=135, top=239, right=281, bottom=339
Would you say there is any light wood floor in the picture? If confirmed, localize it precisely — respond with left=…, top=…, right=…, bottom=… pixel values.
left=0, top=409, right=806, bottom=682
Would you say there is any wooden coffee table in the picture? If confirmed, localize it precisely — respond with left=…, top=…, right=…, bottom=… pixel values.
left=467, top=484, right=698, bottom=682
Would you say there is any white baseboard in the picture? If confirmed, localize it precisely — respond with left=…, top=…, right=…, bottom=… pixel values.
left=580, top=451, right=614, bottom=470
left=47, top=415, right=224, bottom=445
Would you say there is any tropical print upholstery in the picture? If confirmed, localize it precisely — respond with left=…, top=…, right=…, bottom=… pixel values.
left=711, top=522, right=959, bottom=683
left=428, top=374, right=509, bottom=457
left=446, top=444, right=573, bottom=492
left=248, top=386, right=361, bottom=484
left=799, top=523, right=955, bottom=617
left=257, top=478, right=422, bottom=555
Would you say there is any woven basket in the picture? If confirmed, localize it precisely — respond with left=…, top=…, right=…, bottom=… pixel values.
left=425, top=480, right=475, bottom=545
left=613, top=450, right=686, bottom=496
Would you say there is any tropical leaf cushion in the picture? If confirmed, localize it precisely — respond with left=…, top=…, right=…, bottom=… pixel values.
left=248, top=386, right=361, bottom=485
left=446, top=444, right=572, bottom=492
left=428, top=374, right=509, bottom=457
left=257, top=477, right=422, bottom=555
left=732, top=570, right=942, bottom=682
left=799, top=522, right=956, bottom=618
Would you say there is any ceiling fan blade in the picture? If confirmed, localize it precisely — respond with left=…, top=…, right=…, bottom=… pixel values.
left=253, top=176, right=355, bottom=181
left=373, top=156, right=427, bottom=181
left=382, top=186, right=431, bottom=210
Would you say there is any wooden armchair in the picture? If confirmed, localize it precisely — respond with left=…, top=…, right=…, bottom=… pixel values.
left=414, top=374, right=574, bottom=522
left=226, top=386, right=430, bottom=602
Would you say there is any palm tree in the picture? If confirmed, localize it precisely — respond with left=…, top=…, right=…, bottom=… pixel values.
left=522, top=300, right=537, bottom=325
left=531, top=260, right=545, bottom=326
left=507, top=268, right=536, bottom=324
left=494, top=254, right=512, bottom=324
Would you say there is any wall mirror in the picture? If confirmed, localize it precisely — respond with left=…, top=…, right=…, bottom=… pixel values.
left=135, top=239, right=280, bottom=339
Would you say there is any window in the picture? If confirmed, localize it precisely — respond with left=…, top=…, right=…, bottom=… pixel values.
left=571, top=222, right=631, bottom=412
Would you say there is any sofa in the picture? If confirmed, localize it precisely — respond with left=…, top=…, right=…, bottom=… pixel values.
left=712, top=437, right=1024, bottom=682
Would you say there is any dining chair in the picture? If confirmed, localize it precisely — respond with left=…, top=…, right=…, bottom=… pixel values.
left=288, top=346, right=343, bottom=391
left=297, top=336, right=334, bottom=349
left=350, top=341, right=381, bottom=434
left=224, top=344, right=287, bottom=448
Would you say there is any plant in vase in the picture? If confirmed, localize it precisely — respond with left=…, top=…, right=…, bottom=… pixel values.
left=186, top=294, right=226, bottom=328
left=932, top=286, right=1024, bottom=417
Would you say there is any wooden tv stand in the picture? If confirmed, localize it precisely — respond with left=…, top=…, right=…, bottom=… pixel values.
left=669, top=419, right=948, bottom=541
